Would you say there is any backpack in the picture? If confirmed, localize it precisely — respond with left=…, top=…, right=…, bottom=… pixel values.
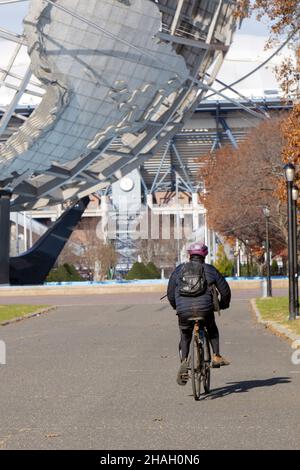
left=178, top=261, right=207, bottom=297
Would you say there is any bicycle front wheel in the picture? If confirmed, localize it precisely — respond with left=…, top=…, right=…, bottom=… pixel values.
left=202, top=333, right=211, bottom=394
left=203, top=364, right=211, bottom=394
left=191, top=335, right=202, bottom=400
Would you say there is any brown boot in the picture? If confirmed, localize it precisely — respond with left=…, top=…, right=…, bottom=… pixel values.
left=212, top=354, right=230, bottom=367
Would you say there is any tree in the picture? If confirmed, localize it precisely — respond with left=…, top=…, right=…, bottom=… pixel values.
left=126, top=262, right=150, bottom=280
left=138, top=238, right=182, bottom=270
left=59, top=218, right=117, bottom=281
left=280, top=104, right=300, bottom=196
left=271, top=259, right=279, bottom=275
left=235, top=1, right=299, bottom=41
left=214, top=244, right=234, bottom=277
left=81, top=219, right=117, bottom=281
left=146, top=262, right=161, bottom=279
left=47, top=263, right=83, bottom=282
left=235, top=1, right=300, bottom=196
left=125, top=261, right=161, bottom=280
left=57, top=239, right=81, bottom=267
left=201, top=116, right=289, bottom=257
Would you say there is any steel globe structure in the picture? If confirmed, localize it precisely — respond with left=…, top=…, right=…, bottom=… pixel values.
left=0, top=0, right=238, bottom=210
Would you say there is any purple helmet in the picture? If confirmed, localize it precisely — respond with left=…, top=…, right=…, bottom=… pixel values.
left=187, top=242, right=208, bottom=257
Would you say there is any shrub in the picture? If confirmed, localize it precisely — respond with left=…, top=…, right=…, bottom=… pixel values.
left=126, top=262, right=151, bottom=280
left=240, top=263, right=259, bottom=277
left=146, top=262, right=160, bottom=279
left=271, top=259, right=279, bottom=275
left=46, top=263, right=83, bottom=282
left=214, top=244, right=234, bottom=277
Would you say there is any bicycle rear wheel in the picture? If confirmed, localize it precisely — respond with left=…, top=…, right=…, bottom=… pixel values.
left=191, top=335, right=202, bottom=400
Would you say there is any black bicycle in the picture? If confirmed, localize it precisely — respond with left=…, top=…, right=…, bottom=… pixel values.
left=188, top=316, right=211, bottom=400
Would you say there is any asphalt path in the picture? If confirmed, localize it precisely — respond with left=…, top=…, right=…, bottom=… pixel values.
left=0, top=290, right=299, bottom=450
left=0, top=287, right=288, bottom=305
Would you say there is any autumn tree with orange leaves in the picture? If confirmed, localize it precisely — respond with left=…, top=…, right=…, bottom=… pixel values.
left=201, top=0, right=299, bottom=263
left=236, top=0, right=300, bottom=192
left=201, top=116, right=289, bottom=257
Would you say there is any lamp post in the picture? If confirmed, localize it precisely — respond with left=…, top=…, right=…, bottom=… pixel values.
left=263, top=206, right=272, bottom=297
left=236, top=239, right=241, bottom=277
left=233, top=239, right=240, bottom=277
left=0, top=190, right=12, bottom=285
left=284, top=163, right=296, bottom=320
left=292, top=184, right=299, bottom=317
left=245, top=239, right=250, bottom=277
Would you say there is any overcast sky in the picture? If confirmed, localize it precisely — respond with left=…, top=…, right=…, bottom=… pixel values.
left=0, top=1, right=293, bottom=104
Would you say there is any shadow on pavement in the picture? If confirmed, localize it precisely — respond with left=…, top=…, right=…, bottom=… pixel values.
left=204, top=377, right=291, bottom=400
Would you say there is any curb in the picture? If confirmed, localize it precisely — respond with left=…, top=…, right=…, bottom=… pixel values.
left=0, top=306, right=57, bottom=327
left=250, top=298, right=300, bottom=345
left=0, top=284, right=166, bottom=297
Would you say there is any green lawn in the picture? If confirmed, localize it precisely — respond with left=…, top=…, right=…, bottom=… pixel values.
left=0, top=305, right=48, bottom=324
left=256, top=297, right=300, bottom=335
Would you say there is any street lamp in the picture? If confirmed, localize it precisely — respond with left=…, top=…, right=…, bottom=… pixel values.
left=0, top=189, right=12, bottom=285
left=292, top=184, right=299, bottom=317
left=245, top=239, right=250, bottom=277
left=284, top=163, right=296, bottom=320
left=236, top=239, right=241, bottom=277
left=263, top=206, right=272, bottom=297
left=234, top=249, right=240, bottom=277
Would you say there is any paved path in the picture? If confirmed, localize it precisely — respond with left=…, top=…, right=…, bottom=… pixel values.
left=0, top=288, right=288, bottom=305
left=0, top=291, right=299, bottom=450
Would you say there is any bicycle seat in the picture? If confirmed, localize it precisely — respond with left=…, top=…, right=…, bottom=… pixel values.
left=187, top=316, right=205, bottom=321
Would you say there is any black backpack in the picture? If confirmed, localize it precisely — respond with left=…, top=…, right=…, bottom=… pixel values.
left=178, top=261, right=207, bottom=297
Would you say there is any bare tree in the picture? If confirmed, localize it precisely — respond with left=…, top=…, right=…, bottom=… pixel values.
left=81, top=219, right=117, bottom=280
left=58, top=219, right=116, bottom=280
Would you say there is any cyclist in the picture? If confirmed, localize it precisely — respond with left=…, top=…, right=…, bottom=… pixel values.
left=167, top=242, right=231, bottom=385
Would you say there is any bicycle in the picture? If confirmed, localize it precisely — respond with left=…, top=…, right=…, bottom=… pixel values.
left=188, top=316, right=211, bottom=401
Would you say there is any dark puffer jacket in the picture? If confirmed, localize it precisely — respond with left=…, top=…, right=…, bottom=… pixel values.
left=167, top=260, right=231, bottom=315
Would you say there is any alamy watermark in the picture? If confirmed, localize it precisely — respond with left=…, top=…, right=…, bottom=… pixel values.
left=291, top=340, right=300, bottom=365
left=96, top=200, right=204, bottom=241
left=0, top=340, right=6, bottom=365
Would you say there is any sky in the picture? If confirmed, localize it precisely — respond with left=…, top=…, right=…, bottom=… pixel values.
left=0, top=0, right=29, bottom=33
left=0, top=1, right=294, bottom=105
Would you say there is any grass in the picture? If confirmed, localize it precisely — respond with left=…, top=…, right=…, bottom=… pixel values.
left=0, top=305, right=48, bottom=324
left=256, top=297, right=300, bottom=336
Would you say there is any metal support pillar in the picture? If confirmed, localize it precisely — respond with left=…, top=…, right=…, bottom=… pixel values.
left=265, top=214, right=272, bottom=296
left=287, top=180, right=296, bottom=320
left=220, top=117, right=238, bottom=149
left=0, top=190, right=11, bottom=285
